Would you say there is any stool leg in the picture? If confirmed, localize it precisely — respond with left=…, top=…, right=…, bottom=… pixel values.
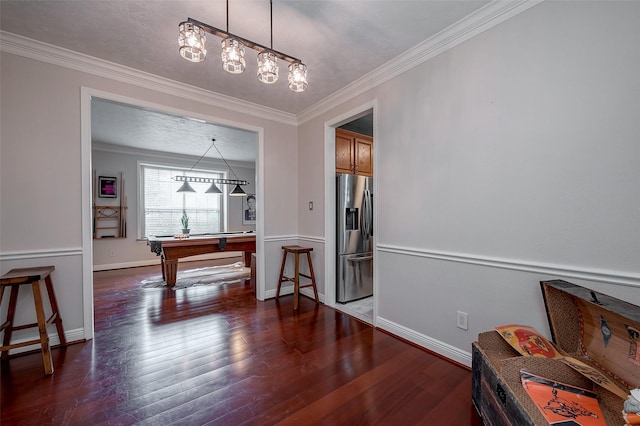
left=44, top=275, right=66, bottom=347
left=0, top=286, right=5, bottom=323
left=276, top=250, right=287, bottom=299
left=293, top=254, right=300, bottom=310
left=32, top=280, right=54, bottom=375
left=0, top=285, right=4, bottom=343
left=1, top=286, right=19, bottom=361
left=306, top=252, right=319, bottom=304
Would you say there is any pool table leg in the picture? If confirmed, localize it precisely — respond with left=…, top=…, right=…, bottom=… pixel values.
left=244, top=251, right=253, bottom=268
left=164, top=259, right=178, bottom=286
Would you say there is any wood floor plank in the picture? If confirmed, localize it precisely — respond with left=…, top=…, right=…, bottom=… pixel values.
left=1, top=261, right=483, bottom=425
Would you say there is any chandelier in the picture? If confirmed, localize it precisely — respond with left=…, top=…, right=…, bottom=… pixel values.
left=175, top=139, right=249, bottom=196
left=178, top=0, right=308, bottom=92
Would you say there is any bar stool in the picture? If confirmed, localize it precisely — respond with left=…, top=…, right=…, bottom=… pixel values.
left=276, top=245, right=319, bottom=310
left=0, top=266, right=67, bottom=375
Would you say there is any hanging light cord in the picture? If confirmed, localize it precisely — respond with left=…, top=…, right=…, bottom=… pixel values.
left=186, top=140, right=215, bottom=173
left=270, top=0, right=273, bottom=50
left=211, top=138, right=241, bottom=180
left=226, top=0, right=229, bottom=32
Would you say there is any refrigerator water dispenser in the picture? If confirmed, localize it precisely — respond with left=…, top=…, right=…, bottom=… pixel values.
left=345, top=208, right=358, bottom=230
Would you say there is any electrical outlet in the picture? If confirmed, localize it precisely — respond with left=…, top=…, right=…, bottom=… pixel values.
left=457, top=311, right=468, bottom=330
left=109, top=249, right=115, bottom=257
left=309, top=201, right=314, bottom=211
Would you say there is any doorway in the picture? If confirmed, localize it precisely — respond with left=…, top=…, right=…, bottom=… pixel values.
left=323, top=102, right=377, bottom=326
left=80, top=88, right=265, bottom=340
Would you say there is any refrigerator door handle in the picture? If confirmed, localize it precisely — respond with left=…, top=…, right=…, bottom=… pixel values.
left=369, top=189, right=373, bottom=236
left=348, top=255, right=373, bottom=262
left=362, top=189, right=371, bottom=238
left=368, top=189, right=372, bottom=236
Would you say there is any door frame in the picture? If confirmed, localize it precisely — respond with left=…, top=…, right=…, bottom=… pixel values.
left=323, top=101, right=377, bottom=321
left=80, top=86, right=265, bottom=339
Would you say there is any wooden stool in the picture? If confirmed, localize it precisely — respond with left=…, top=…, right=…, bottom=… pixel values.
left=0, top=266, right=67, bottom=375
left=276, top=246, right=319, bottom=310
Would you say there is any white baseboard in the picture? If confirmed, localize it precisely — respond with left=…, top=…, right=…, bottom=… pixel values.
left=376, top=316, right=472, bottom=367
left=299, top=287, right=325, bottom=303
left=263, top=285, right=325, bottom=304
left=93, top=259, right=159, bottom=271
left=5, top=327, right=86, bottom=356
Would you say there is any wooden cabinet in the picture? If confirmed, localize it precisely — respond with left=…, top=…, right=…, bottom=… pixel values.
left=335, top=128, right=373, bottom=176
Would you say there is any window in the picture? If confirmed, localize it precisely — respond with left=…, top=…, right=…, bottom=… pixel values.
left=140, top=163, right=225, bottom=238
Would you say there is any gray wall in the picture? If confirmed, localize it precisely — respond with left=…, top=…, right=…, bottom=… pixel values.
left=297, top=1, right=640, bottom=365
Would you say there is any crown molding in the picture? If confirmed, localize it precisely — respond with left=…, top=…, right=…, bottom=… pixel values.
left=297, top=0, right=543, bottom=124
left=0, top=31, right=297, bottom=127
left=0, top=1, right=541, bottom=127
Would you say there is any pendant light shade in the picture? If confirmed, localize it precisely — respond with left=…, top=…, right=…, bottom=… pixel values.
left=178, top=21, right=207, bottom=62
left=257, top=51, right=279, bottom=84
left=177, top=180, right=196, bottom=193
left=230, top=184, right=247, bottom=196
left=288, top=62, right=308, bottom=92
left=205, top=182, right=223, bottom=194
left=221, top=38, right=246, bottom=74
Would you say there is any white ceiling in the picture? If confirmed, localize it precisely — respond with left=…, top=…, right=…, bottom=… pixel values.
left=91, top=98, right=260, bottom=162
left=1, top=0, right=492, bottom=160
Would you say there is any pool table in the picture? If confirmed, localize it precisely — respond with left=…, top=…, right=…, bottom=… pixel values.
left=147, top=232, right=256, bottom=286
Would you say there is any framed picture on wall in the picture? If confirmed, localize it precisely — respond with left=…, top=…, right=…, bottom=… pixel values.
left=98, top=176, right=117, bottom=198
left=243, top=194, right=256, bottom=225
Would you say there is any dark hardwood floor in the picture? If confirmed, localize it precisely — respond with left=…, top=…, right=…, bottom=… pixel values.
left=1, top=261, right=483, bottom=425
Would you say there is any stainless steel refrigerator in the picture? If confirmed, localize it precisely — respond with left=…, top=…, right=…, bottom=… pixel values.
left=336, top=173, right=373, bottom=303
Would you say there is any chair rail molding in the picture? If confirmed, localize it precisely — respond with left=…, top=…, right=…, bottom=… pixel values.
left=378, top=244, right=640, bottom=288
left=0, top=248, right=83, bottom=261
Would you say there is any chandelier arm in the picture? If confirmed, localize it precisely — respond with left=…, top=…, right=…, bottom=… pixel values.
left=186, top=17, right=301, bottom=64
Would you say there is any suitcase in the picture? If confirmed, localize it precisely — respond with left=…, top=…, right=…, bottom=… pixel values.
left=472, top=279, right=640, bottom=425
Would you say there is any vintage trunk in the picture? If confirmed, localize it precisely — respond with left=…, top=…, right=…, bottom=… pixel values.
left=472, top=279, right=640, bottom=425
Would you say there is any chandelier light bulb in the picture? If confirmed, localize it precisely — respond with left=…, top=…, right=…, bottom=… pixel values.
left=178, top=22, right=207, bottom=62
left=177, top=16, right=308, bottom=92
left=257, top=51, right=279, bottom=84
left=221, top=38, right=246, bottom=74
left=288, top=62, right=308, bottom=92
